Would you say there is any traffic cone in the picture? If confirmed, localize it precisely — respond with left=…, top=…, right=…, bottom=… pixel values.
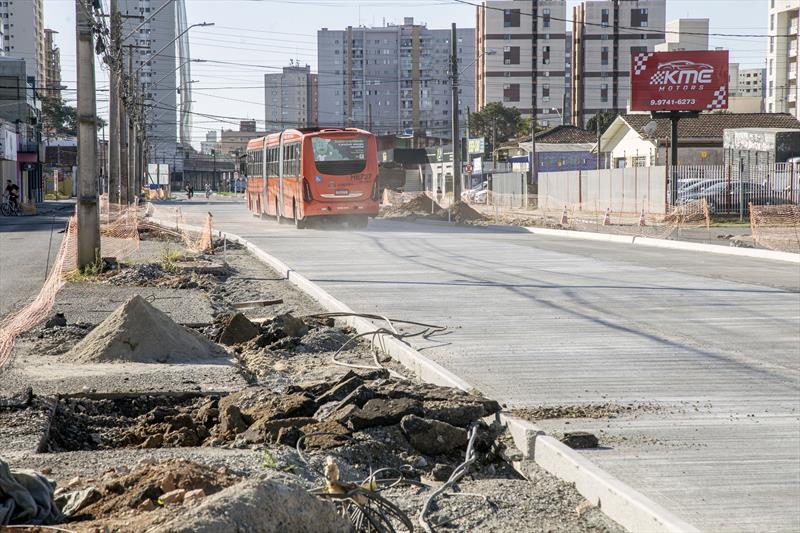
left=638, top=208, right=646, bottom=227
left=560, top=205, right=568, bottom=226
left=602, top=208, right=611, bottom=226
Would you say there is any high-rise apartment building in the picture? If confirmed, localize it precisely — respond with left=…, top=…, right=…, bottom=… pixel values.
left=264, top=63, right=318, bottom=132
left=571, top=0, right=666, bottom=127
left=476, top=1, right=569, bottom=128
left=1, top=0, right=45, bottom=88
left=767, top=0, right=799, bottom=118
left=317, top=18, right=475, bottom=137
left=731, top=66, right=766, bottom=98
left=654, top=19, right=709, bottom=52
left=43, top=28, right=61, bottom=97
left=119, top=0, right=178, bottom=164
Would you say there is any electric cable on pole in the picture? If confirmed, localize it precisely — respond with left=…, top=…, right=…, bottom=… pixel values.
left=108, top=0, right=120, bottom=205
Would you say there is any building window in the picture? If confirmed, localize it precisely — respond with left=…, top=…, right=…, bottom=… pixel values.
left=542, top=46, right=550, bottom=65
left=503, top=83, right=520, bottom=102
left=601, top=47, right=609, bottom=65
left=632, top=8, right=649, bottom=27
left=631, top=156, right=646, bottom=167
left=631, top=46, right=648, bottom=55
left=543, top=8, right=551, bottom=28
left=503, top=46, right=520, bottom=65
left=542, top=83, right=550, bottom=102
left=504, top=9, right=521, bottom=28
left=601, top=84, right=609, bottom=103
left=601, top=9, right=609, bottom=28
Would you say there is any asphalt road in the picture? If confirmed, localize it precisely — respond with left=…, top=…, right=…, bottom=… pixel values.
left=0, top=203, right=72, bottom=318
left=176, top=196, right=799, bottom=532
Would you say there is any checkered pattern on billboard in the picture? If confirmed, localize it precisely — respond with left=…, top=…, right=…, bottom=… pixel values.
left=633, top=53, right=654, bottom=76
left=705, top=86, right=728, bottom=110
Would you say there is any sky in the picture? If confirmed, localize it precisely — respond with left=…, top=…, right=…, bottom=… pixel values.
left=44, top=0, right=770, bottom=149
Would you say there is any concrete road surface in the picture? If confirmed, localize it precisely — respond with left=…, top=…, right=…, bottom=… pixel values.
left=0, top=204, right=72, bottom=317
left=175, top=197, right=799, bottom=532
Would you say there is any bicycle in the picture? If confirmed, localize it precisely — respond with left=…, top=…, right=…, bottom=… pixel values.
left=0, top=193, right=20, bottom=216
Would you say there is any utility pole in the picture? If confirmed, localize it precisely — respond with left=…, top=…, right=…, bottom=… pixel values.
left=128, top=44, right=136, bottom=203
left=75, top=0, right=100, bottom=268
left=596, top=118, right=601, bottom=170
left=119, top=70, right=129, bottom=205
left=109, top=0, right=120, bottom=204
left=450, top=23, right=462, bottom=204
left=530, top=0, right=538, bottom=185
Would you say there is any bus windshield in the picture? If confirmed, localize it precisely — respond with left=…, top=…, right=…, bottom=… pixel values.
left=312, top=136, right=367, bottom=175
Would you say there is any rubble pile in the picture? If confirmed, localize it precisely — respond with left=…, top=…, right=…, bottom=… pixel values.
left=47, top=372, right=504, bottom=474
left=450, top=201, right=487, bottom=223
left=62, top=296, right=227, bottom=364
left=381, top=195, right=445, bottom=218
left=105, top=262, right=220, bottom=291
left=62, top=459, right=240, bottom=526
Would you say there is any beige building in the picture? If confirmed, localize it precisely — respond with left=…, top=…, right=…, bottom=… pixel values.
left=767, top=0, right=799, bottom=118
left=476, top=0, right=569, bottom=128
left=264, top=64, right=318, bottom=132
left=571, top=0, right=666, bottom=127
left=654, top=18, right=708, bottom=52
left=216, top=121, right=266, bottom=157
left=43, top=29, right=61, bottom=97
left=1, top=0, right=45, bottom=87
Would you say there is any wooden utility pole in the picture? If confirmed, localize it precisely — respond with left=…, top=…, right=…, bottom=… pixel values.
left=450, top=23, right=462, bottom=203
left=75, top=0, right=100, bottom=268
left=119, top=50, right=129, bottom=205
left=108, top=0, right=120, bottom=204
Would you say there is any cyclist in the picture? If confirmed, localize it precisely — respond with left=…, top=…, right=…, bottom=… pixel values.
left=5, top=180, right=19, bottom=211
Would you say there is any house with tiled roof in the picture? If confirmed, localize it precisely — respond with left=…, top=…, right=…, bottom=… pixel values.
left=599, top=113, right=800, bottom=167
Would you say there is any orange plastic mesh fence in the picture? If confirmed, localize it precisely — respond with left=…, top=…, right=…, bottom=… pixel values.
left=0, top=216, right=76, bottom=369
left=749, top=204, right=800, bottom=254
left=0, top=201, right=214, bottom=369
left=142, top=203, right=214, bottom=254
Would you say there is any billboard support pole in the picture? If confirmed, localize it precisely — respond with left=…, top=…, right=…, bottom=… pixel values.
left=651, top=110, right=698, bottom=206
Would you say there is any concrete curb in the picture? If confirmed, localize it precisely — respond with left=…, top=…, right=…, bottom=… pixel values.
left=532, top=435, right=700, bottom=533
left=150, top=214, right=700, bottom=533
left=631, top=235, right=800, bottom=263
left=385, top=217, right=799, bottom=263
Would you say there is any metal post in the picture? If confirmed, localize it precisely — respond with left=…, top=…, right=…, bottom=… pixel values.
left=596, top=119, right=601, bottom=170
left=670, top=114, right=678, bottom=206
left=108, top=0, right=120, bottom=204
left=451, top=23, right=462, bottom=203
left=76, top=0, right=100, bottom=268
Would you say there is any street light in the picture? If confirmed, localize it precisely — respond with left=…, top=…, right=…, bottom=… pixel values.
left=135, top=23, right=214, bottom=74
left=550, top=107, right=564, bottom=126
left=150, top=59, right=206, bottom=90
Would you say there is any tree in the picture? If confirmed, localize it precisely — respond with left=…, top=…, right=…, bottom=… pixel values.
left=468, top=103, right=524, bottom=153
left=41, top=94, right=76, bottom=137
left=41, top=94, right=105, bottom=137
left=586, top=112, right=619, bottom=135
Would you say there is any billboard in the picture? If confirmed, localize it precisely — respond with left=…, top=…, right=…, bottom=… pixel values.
left=467, top=137, right=485, bottom=155
left=630, top=50, right=729, bottom=112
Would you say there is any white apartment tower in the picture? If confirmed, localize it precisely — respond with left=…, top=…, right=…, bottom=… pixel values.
left=767, top=0, right=799, bottom=118
left=264, top=64, right=318, bottom=132
left=476, top=1, right=569, bottom=128
left=119, top=0, right=178, bottom=165
left=0, top=0, right=45, bottom=87
left=654, top=19, right=709, bottom=52
left=571, top=0, right=666, bottom=127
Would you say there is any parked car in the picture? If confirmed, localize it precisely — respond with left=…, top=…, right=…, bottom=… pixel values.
left=462, top=181, right=487, bottom=203
left=682, top=181, right=795, bottom=213
left=676, top=179, right=725, bottom=203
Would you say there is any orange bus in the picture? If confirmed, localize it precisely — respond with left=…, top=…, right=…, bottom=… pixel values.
left=245, top=127, right=379, bottom=228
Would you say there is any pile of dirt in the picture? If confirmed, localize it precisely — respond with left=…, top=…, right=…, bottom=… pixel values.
left=450, top=201, right=487, bottom=223
left=66, top=458, right=240, bottom=523
left=62, top=296, right=227, bottom=364
left=381, top=195, right=444, bottom=218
